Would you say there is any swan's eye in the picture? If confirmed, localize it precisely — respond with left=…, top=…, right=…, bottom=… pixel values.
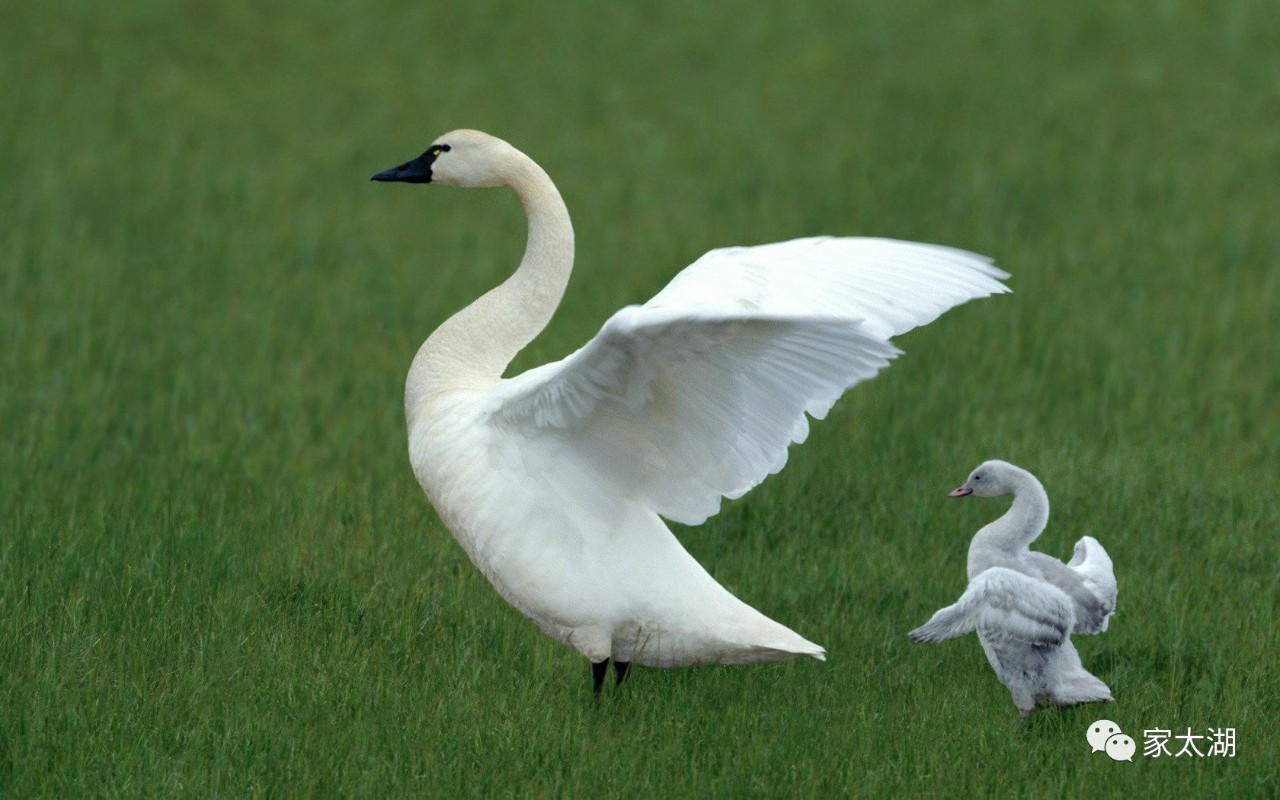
left=974, top=475, right=982, bottom=481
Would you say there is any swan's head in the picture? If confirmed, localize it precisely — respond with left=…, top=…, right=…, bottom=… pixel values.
left=949, top=460, right=1024, bottom=498
left=371, top=129, right=517, bottom=188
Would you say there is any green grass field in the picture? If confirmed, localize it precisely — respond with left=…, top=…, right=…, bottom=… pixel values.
left=3, top=0, right=1277, bottom=795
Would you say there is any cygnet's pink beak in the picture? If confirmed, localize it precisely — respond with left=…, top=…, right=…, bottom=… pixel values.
left=949, top=485, right=972, bottom=497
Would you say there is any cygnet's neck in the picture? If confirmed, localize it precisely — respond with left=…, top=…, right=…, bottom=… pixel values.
left=966, top=467, right=1050, bottom=579
left=406, top=149, right=574, bottom=427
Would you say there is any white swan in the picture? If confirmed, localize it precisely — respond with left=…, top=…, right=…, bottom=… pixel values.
left=372, top=130, right=1010, bottom=693
left=910, top=460, right=1116, bottom=716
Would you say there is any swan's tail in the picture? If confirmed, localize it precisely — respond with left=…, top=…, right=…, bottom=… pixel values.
left=1048, top=639, right=1112, bottom=706
left=1050, top=668, right=1112, bottom=706
left=694, top=578, right=827, bottom=665
left=712, top=611, right=826, bottom=664
left=722, top=638, right=826, bottom=664
left=615, top=609, right=826, bottom=667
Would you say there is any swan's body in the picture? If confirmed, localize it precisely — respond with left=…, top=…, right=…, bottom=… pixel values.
left=373, top=130, right=1011, bottom=692
left=910, top=460, right=1116, bottom=716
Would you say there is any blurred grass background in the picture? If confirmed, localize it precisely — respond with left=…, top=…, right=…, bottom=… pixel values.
left=2, top=0, right=1277, bottom=795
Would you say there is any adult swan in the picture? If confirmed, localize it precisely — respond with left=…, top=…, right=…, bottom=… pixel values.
left=371, top=130, right=1009, bottom=694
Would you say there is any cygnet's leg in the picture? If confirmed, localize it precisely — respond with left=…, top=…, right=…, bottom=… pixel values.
left=1012, top=685, right=1035, bottom=718
left=613, top=660, right=631, bottom=686
left=592, top=659, right=609, bottom=697
left=1008, top=679, right=1036, bottom=718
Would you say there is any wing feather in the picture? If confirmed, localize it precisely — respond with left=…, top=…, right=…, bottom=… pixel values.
left=909, top=567, right=1075, bottom=646
left=485, top=237, right=1009, bottom=525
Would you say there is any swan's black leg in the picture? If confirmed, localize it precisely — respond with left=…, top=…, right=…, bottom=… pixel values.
left=592, top=659, right=609, bottom=697
left=613, top=660, right=631, bottom=686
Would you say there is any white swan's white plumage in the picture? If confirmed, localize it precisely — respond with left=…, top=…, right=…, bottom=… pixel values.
left=372, top=130, right=1010, bottom=689
left=489, top=238, right=1008, bottom=526
left=911, top=460, right=1116, bottom=716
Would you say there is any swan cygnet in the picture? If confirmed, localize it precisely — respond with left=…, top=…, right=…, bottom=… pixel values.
left=910, top=460, right=1116, bottom=717
left=372, top=130, right=1011, bottom=695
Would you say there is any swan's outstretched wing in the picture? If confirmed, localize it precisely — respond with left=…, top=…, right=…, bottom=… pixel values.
left=645, top=237, right=1008, bottom=340
left=909, top=567, right=1075, bottom=646
left=485, top=237, right=1010, bottom=525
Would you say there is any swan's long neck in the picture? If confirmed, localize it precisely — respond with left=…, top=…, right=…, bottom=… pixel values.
left=406, top=150, right=574, bottom=424
left=967, top=468, right=1050, bottom=578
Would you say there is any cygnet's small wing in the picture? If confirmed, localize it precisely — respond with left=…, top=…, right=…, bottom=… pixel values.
left=909, top=567, right=1074, bottom=646
left=1068, top=536, right=1117, bottom=632
left=1022, top=553, right=1103, bottom=634
left=485, top=237, right=1009, bottom=526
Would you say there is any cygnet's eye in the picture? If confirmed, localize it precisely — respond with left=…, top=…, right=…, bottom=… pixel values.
left=974, top=475, right=982, bottom=481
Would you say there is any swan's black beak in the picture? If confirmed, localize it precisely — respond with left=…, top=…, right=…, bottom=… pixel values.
left=371, top=151, right=436, bottom=183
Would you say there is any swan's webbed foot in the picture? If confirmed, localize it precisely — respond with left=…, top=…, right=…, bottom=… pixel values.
left=613, top=660, right=631, bottom=686
left=592, top=659, right=609, bottom=697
